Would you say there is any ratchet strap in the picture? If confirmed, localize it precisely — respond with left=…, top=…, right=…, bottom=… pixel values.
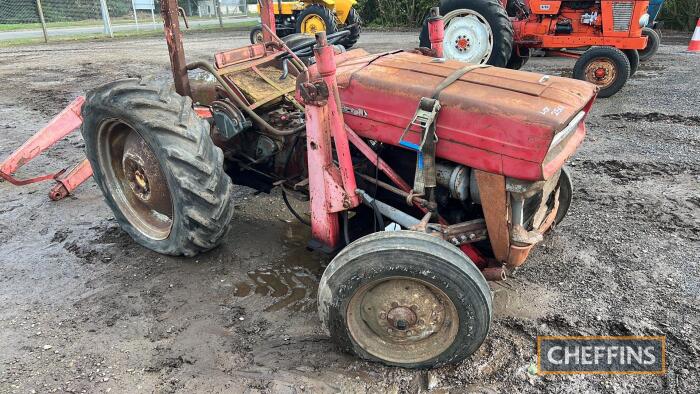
left=399, top=63, right=491, bottom=196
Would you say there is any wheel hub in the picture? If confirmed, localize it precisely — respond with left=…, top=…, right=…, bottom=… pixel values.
left=97, top=120, right=174, bottom=241
left=585, top=58, right=617, bottom=88
left=349, top=277, right=454, bottom=351
left=442, top=10, right=493, bottom=63
left=124, top=160, right=150, bottom=201
left=302, top=15, right=326, bottom=34
left=594, top=67, right=607, bottom=79
left=455, top=36, right=470, bottom=51
left=386, top=305, right=417, bottom=331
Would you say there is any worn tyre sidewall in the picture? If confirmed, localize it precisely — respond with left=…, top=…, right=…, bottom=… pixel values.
left=639, top=27, right=660, bottom=61
left=624, top=49, right=639, bottom=76
left=554, top=166, right=573, bottom=225
left=319, top=231, right=492, bottom=368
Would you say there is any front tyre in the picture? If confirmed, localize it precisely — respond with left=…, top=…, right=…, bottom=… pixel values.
left=419, top=0, right=513, bottom=66
left=639, top=27, right=660, bottom=61
left=573, top=46, right=630, bottom=98
left=250, top=25, right=264, bottom=44
left=623, top=49, right=639, bottom=76
left=81, top=79, right=234, bottom=256
left=318, top=231, right=492, bottom=368
left=554, top=167, right=573, bottom=225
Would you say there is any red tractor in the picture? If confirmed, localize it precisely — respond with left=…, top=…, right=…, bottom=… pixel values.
left=420, top=0, right=651, bottom=97
left=1, top=3, right=597, bottom=367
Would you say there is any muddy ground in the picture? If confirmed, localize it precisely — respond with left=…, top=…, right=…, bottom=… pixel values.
left=0, top=31, right=698, bottom=393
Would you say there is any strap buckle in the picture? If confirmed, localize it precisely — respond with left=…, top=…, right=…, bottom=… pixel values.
left=398, top=97, right=441, bottom=169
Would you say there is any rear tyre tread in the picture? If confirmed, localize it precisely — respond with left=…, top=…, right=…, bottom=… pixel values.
left=82, top=78, right=234, bottom=256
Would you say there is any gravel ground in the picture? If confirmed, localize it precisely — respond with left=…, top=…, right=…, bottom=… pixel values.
left=0, top=31, right=698, bottom=393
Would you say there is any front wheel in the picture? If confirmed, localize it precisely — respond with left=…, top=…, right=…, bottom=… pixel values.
left=249, top=25, right=263, bottom=44
left=419, top=0, right=513, bottom=66
left=81, top=79, right=234, bottom=256
left=639, top=27, right=660, bottom=61
left=318, top=231, right=492, bottom=368
left=573, top=46, right=630, bottom=98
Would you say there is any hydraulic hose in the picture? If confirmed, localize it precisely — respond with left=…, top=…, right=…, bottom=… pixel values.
left=186, top=61, right=305, bottom=136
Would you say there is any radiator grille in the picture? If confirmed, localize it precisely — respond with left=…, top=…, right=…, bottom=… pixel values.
left=612, top=2, right=634, bottom=31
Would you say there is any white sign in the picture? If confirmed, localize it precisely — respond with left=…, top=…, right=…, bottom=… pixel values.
left=133, top=0, right=155, bottom=11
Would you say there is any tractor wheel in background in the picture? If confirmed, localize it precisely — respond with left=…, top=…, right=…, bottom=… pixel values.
left=624, top=49, right=639, bottom=76
left=419, top=0, right=513, bottom=66
left=296, top=4, right=338, bottom=36
left=554, top=166, right=573, bottom=225
left=340, top=7, right=361, bottom=49
left=249, top=25, right=264, bottom=44
left=639, top=27, right=660, bottom=61
left=573, top=46, right=630, bottom=98
left=81, top=79, right=234, bottom=256
left=506, top=45, right=530, bottom=70
left=318, top=231, right=492, bottom=368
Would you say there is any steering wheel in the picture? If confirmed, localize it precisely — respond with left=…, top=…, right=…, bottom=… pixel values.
left=277, top=30, right=351, bottom=60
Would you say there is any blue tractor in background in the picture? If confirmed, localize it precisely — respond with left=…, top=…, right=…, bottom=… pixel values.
left=640, top=0, right=665, bottom=61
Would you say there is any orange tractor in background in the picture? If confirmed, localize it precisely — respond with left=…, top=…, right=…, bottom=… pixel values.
left=421, top=0, right=651, bottom=97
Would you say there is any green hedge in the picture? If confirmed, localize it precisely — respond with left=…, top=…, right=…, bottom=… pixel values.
left=659, top=0, right=700, bottom=31
left=356, top=0, right=437, bottom=27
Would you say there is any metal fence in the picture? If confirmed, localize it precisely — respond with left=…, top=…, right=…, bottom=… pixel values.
left=0, top=0, right=256, bottom=44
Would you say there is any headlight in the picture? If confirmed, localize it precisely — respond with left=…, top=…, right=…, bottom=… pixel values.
left=549, top=111, right=585, bottom=151
left=639, top=13, right=650, bottom=28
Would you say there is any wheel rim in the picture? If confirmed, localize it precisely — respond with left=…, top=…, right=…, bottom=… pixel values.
left=96, top=119, right=173, bottom=240
left=584, top=58, right=617, bottom=89
left=300, top=14, right=326, bottom=34
left=346, top=276, right=459, bottom=364
left=253, top=30, right=264, bottom=43
left=442, top=9, right=493, bottom=63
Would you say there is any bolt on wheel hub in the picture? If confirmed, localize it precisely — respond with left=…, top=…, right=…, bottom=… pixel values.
left=585, top=58, right=617, bottom=88
left=346, top=276, right=459, bottom=363
left=455, top=36, right=470, bottom=51
left=97, top=120, right=174, bottom=240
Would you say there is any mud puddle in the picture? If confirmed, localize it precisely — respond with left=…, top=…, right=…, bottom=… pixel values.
left=232, top=221, right=327, bottom=313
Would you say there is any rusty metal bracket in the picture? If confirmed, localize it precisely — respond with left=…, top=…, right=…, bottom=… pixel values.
left=299, top=81, right=329, bottom=106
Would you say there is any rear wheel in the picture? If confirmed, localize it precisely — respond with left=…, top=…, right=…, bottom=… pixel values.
left=419, top=0, right=513, bottom=66
left=249, top=25, right=264, bottom=44
left=81, top=79, right=234, bottom=256
left=296, top=4, right=338, bottom=36
left=318, top=231, right=492, bottom=368
left=573, top=46, right=630, bottom=98
left=340, top=7, right=361, bottom=49
left=639, top=27, right=660, bottom=61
